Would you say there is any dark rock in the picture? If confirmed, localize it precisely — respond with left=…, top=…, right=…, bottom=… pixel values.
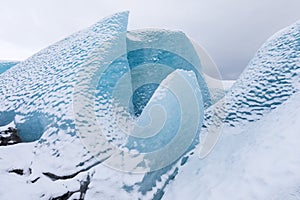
left=31, top=177, right=40, bottom=183
left=0, top=127, right=21, bottom=146
left=50, top=191, right=77, bottom=200
left=79, top=174, right=91, bottom=200
left=9, top=168, right=32, bottom=176
left=9, top=169, right=24, bottom=175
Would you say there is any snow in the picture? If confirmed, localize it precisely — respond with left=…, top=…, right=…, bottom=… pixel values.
left=221, top=80, right=235, bottom=90
left=163, top=91, right=300, bottom=200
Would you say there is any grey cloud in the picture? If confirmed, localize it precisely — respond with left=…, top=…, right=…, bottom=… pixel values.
left=0, top=0, right=300, bottom=79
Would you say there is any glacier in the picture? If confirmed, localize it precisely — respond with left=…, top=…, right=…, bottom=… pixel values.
left=0, top=11, right=299, bottom=200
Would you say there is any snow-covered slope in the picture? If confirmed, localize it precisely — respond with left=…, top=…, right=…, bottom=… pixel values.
left=164, top=91, right=300, bottom=200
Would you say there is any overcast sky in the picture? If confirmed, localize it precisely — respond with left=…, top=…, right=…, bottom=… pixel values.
left=1, top=0, right=300, bottom=79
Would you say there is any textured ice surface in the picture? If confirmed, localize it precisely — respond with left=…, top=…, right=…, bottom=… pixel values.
left=0, top=12, right=130, bottom=172
left=222, top=21, right=300, bottom=126
left=0, top=12, right=299, bottom=200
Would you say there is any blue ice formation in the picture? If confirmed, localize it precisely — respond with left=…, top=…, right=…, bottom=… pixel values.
left=209, top=20, right=300, bottom=127
left=0, top=12, right=130, bottom=143
left=126, top=30, right=212, bottom=115
left=0, top=11, right=216, bottom=173
left=0, top=61, right=19, bottom=74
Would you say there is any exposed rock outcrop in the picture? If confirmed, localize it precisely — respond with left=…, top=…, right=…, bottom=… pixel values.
left=0, top=127, right=21, bottom=146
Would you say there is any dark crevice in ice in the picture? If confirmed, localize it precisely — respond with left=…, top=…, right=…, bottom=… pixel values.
left=43, top=157, right=106, bottom=181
